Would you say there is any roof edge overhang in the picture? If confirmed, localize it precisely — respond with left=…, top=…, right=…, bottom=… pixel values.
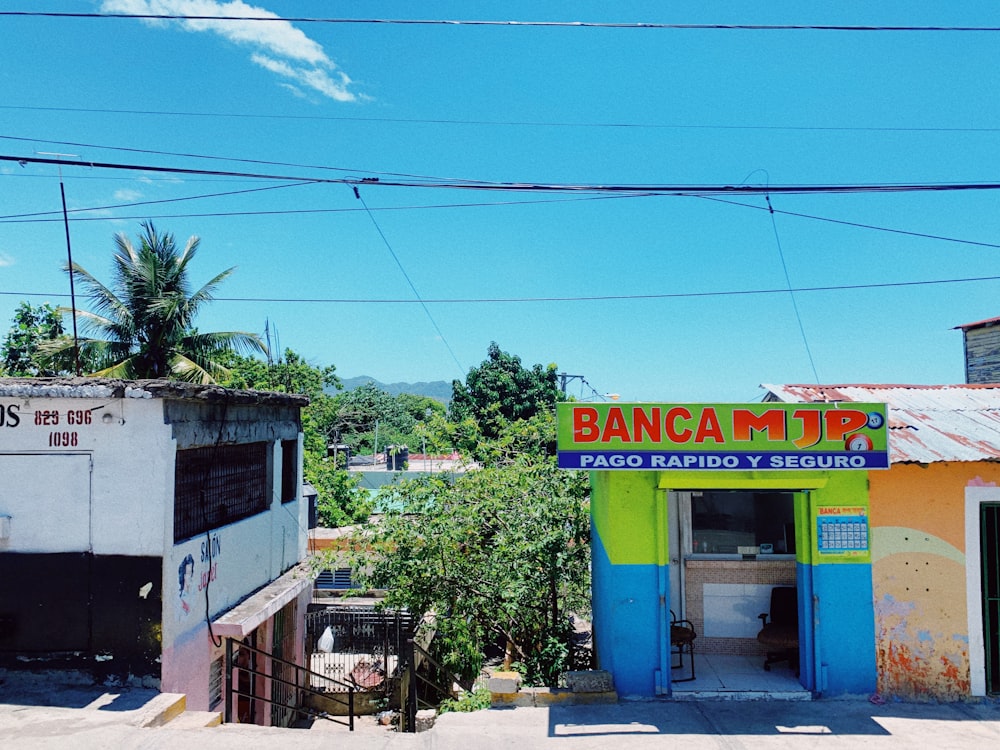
left=212, top=561, right=314, bottom=638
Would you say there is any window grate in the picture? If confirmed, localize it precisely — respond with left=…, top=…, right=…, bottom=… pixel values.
left=281, top=439, right=298, bottom=504
left=208, top=656, right=224, bottom=708
left=174, top=442, right=269, bottom=542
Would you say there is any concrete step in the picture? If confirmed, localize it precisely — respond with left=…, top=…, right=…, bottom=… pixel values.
left=136, top=692, right=187, bottom=727
left=162, top=709, right=224, bottom=728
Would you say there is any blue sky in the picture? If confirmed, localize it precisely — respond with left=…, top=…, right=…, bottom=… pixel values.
left=3, top=2, right=1000, bottom=401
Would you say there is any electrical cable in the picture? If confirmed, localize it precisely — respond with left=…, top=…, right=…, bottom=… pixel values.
left=694, top=195, right=1000, bottom=249
left=766, top=193, right=821, bottom=384
left=6, top=105, right=1000, bottom=133
left=7, top=153, right=1000, bottom=196
left=0, top=181, right=316, bottom=220
left=5, top=274, right=997, bottom=305
left=352, top=187, right=466, bottom=376
left=4, top=12, right=1000, bottom=32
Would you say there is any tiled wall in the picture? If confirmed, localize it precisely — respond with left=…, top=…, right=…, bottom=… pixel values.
left=683, top=559, right=796, bottom=655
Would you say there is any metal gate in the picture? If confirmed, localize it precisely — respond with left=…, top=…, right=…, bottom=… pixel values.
left=983, top=503, right=1000, bottom=695
left=305, top=605, right=417, bottom=696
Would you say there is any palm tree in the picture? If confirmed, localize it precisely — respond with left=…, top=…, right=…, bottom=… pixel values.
left=43, top=222, right=266, bottom=383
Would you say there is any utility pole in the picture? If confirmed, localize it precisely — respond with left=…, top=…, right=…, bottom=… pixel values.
left=558, top=373, right=584, bottom=395
left=39, top=152, right=81, bottom=376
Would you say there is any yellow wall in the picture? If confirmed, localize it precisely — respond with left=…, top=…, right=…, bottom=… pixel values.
left=869, top=463, right=1000, bottom=699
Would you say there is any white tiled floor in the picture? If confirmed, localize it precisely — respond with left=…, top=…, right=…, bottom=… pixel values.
left=670, top=653, right=811, bottom=700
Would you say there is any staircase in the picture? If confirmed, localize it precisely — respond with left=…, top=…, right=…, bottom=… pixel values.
left=139, top=692, right=222, bottom=729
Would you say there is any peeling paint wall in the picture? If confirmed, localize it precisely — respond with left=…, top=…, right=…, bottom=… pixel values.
left=869, top=463, right=1000, bottom=699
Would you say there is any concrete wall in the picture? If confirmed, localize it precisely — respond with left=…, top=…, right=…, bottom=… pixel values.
left=868, top=462, right=1000, bottom=699
left=0, top=386, right=307, bottom=699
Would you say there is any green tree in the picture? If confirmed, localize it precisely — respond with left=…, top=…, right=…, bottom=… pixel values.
left=350, top=420, right=590, bottom=684
left=42, top=222, right=264, bottom=382
left=1, top=302, right=69, bottom=376
left=331, top=382, right=418, bottom=454
left=449, top=342, right=563, bottom=444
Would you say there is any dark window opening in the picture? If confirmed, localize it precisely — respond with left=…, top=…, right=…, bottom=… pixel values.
left=691, top=490, right=796, bottom=555
left=281, top=439, right=298, bottom=504
left=174, top=442, right=269, bottom=542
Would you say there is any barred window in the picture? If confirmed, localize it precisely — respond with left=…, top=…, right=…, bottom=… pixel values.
left=281, top=439, right=298, bottom=504
left=174, top=442, right=269, bottom=542
left=208, top=656, right=224, bottom=709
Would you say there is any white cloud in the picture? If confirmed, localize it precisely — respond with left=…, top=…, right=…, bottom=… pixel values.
left=114, top=188, right=144, bottom=201
left=101, top=0, right=358, bottom=102
left=251, top=53, right=355, bottom=103
left=0, top=253, right=14, bottom=267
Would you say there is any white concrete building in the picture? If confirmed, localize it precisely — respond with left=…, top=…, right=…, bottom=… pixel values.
left=0, top=378, right=312, bottom=724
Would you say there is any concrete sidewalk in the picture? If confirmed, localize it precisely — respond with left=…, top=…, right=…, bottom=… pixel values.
left=4, top=690, right=1000, bottom=749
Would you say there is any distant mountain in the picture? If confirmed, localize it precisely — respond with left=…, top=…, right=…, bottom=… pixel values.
left=334, top=375, right=453, bottom=404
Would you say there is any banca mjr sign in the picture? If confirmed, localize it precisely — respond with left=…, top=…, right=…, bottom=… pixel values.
left=556, top=402, right=889, bottom=471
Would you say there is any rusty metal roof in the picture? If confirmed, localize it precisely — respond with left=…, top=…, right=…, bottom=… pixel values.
left=761, top=383, right=1000, bottom=465
left=956, top=316, right=1000, bottom=331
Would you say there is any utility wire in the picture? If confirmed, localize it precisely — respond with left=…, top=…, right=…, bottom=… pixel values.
left=0, top=181, right=314, bottom=220
left=765, top=193, right=821, bottom=384
left=4, top=152, right=998, bottom=251
left=352, top=187, right=465, bottom=376
left=0, top=134, right=475, bottom=185
left=5, top=105, right=1000, bottom=133
left=694, top=195, right=1000, bottom=249
left=7, top=153, right=1000, bottom=196
left=4, top=12, right=1000, bottom=32
left=5, top=274, right=997, bottom=305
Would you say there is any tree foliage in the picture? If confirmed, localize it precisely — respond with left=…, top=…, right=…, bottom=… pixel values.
left=1, top=302, right=68, bottom=376
left=41, top=222, right=265, bottom=382
left=449, top=342, right=563, bottom=444
left=330, top=382, right=445, bottom=455
left=350, top=423, right=590, bottom=683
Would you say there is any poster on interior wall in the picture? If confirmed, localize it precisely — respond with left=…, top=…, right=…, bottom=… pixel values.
left=556, top=402, right=889, bottom=471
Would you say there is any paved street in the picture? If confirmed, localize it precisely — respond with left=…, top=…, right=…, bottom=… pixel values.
left=3, top=682, right=1000, bottom=750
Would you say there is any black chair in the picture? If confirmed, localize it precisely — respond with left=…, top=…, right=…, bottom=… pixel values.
left=670, top=610, right=697, bottom=682
left=757, top=586, right=799, bottom=673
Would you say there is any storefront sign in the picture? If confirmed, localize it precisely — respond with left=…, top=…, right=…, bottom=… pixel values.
left=556, top=402, right=889, bottom=471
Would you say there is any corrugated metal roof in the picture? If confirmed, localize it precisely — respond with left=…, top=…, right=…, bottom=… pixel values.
left=957, top=316, right=1000, bottom=331
left=760, top=383, right=1000, bottom=465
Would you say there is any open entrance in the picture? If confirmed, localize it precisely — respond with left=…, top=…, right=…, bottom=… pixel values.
left=668, top=489, right=808, bottom=697
left=982, top=503, right=1000, bottom=695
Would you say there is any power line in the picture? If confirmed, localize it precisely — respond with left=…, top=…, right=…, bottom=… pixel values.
left=352, top=187, right=465, bottom=376
left=765, top=193, right=821, bottom=384
left=7, top=153, right=1000, bottom=196
left=0, top=134, right=473, bottom=184
left=694, top=196, right=1000, bottom=249
left=5, top=274, right=997, bottom=305
left=0, top=181, right=314, bottom=220
left=4, top=12, right=1000, bottom=32
left=5, top=105, right=1000, bottom=133
left=4, top=152, right=998, bottom=251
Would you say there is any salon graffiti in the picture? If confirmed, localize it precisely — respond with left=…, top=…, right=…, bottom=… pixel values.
left=177, top=532, right=222, bottom=615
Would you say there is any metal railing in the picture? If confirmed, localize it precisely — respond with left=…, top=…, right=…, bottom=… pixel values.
left=305, top=605, right=417, bottom=697
left=399, top=637, right=464, bottom=733
left=224, top=637, right=357, bottom=731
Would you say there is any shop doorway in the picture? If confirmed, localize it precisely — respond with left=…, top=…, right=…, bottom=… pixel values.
left=668, top=489, right=807, bottom=696
left=981, top=503, right=1000, bottom=695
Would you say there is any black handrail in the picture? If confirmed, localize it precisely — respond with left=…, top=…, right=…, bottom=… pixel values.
left=225, top=637, right=356, bottom=731
left=400, top=637, right=466, bottom=732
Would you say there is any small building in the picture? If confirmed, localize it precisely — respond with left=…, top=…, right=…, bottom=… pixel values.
left=957, top=316, right=1000, bottom=384
left=0, top=378, right=311, bottom=725
left=557, top=386, right=1000, bottom=701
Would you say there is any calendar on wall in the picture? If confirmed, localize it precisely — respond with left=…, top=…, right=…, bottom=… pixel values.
left=816, top=506, right=869, bottom=555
